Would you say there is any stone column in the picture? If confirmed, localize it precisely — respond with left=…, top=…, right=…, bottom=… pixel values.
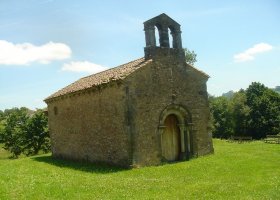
left=172, top=30, right=182, bottom=49
left=178, top=124, right=185, bottom=152
left=178, top=123, right=187, bottom=160
left=144, top=26, right=156, bottom=47
left=186, top=122, right=194, bottom=159
left=186, top=125, right=191, bottom=153
left=159, top=26, right=170, bottom=48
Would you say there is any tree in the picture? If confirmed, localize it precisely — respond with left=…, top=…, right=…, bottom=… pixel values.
left=23, top=110, right=50, bottom=155
left=0, top=110, right=4, bottom=121
left=184, top=48, right=197, bottom=65
left=0, top=108, right=51, bottom=158
left=209, top=96, right=233, bottom=138
left=209, top=83, right=280, bottom=139
left=246, top=82, right=280, bottom=139
left=0, top=120, right=5, bottom=143
left=230, top=91, right=250, bottom=136
left=1, top=108, right=29, bottom=158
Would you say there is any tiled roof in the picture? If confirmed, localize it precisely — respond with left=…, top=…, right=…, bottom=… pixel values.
left=187, top=63, right=210, bottom=78
left=45, top=57, right=152, bottom=101
left=44, top=57, right=209, bottom=102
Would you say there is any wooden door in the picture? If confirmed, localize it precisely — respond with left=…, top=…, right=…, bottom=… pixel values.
left=162, top=114, right=180, bottom=161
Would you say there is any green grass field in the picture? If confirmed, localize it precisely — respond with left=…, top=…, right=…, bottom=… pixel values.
left=0, top=140, right=279, bottom=200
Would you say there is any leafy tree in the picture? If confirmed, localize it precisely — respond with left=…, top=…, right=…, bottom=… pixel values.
left=0, top=110, right=5, bottom=143
left=23, top=110, right=50, bottom=155
left=209, top=96, right=233, bottom=138
left=230, top=91, right=250, bottom=136
left=0, top=108, right=50, bottom=158
left=0, top=120, right=5, bottom=143
left=209, top=82, right=280, bottom=139
left=1, top=108, right=29, bottom=158
left=1, top=107, right=32, bottom=120
left=0, top=110, right=4, bottom=121
left=184, top=48, right=197, bottom=65
left=246, top=82, right=280, bottom=139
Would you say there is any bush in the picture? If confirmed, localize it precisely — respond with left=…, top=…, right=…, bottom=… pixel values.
left=23, top=110, right=50, bottom=156
left=0, top=108, right=50, bottom=158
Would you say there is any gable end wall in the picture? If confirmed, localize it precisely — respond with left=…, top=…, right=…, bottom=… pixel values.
left=125, top=59, right=213, bottom=166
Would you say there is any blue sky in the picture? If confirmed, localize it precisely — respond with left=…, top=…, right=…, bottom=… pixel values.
left=0, top=0, right=279, bottom=110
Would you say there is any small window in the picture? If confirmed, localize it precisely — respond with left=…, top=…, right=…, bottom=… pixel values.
left=54, top=106, right=58, bottom=115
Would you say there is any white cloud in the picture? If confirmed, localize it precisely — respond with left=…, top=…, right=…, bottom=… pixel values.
left=62, top=61, right=108, bottom=73
left=0, top=40, right=71, bottom=65
left=234, top=43, right=273, bottom=62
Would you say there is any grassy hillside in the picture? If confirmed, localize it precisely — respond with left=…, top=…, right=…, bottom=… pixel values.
left=0, top=140, right=279, bottom=199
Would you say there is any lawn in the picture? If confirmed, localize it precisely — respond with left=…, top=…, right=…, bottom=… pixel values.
left=0, top=140, right=279, bottom=200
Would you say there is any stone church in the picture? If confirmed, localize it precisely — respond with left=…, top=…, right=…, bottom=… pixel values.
left=45, top=13, right=213, bottom=167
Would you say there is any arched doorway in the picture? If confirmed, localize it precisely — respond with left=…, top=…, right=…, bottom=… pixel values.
left=162, top=114, right=180, bottom=161
left=158, top=104, right=193, bottom=162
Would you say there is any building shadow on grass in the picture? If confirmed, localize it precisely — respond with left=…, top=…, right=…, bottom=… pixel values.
left=32, top=155, right=128, bottom=174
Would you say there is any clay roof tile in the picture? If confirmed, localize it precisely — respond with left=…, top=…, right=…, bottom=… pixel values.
left=45, top=57, right=152, bottom=102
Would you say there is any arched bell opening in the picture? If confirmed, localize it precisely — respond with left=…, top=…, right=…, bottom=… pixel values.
left=143, top=14, right=185, bottom=59
left=168, top=27, right=174, bottom=48
left=154, top=25, right=160, bottom=47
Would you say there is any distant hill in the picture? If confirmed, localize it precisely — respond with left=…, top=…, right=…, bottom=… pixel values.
left=273, top=86, right=280, bottom=93
left=222, top=90, right=234, bottom=98
left=221, top=86, right=280, bottom=98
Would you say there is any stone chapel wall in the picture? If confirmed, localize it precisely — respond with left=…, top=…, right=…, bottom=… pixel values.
left=125, top=56, right=213, bottom=166
left=47, top=83, right=130, bottom=167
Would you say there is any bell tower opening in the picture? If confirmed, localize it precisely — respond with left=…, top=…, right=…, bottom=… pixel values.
left=155, top=26, right=160, bottom=47
left=168, top=28, right=173, bottom=48
left=143, top=13, right=185, bottom=60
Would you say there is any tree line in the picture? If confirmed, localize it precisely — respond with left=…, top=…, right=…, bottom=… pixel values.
left=210, top=82, right=280, bottom=139
left=0, top=107, right=50, bottom=158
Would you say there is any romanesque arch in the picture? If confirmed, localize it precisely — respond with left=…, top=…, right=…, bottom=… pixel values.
left=158, top=104, right=193, bottom=161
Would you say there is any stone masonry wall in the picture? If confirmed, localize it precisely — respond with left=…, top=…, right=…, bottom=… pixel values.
left=125, top=56, right=213, bottom=166
left=47, top=83, right=130, bottom=167
left=47, top=55, right=213, bottom=167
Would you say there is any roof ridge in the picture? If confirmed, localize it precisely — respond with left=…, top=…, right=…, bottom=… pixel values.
left=45, top=57, right=150, bottom=102
left=186, top=63, right=209, bottom=78
left=80, top=57, right=145, bottom=80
